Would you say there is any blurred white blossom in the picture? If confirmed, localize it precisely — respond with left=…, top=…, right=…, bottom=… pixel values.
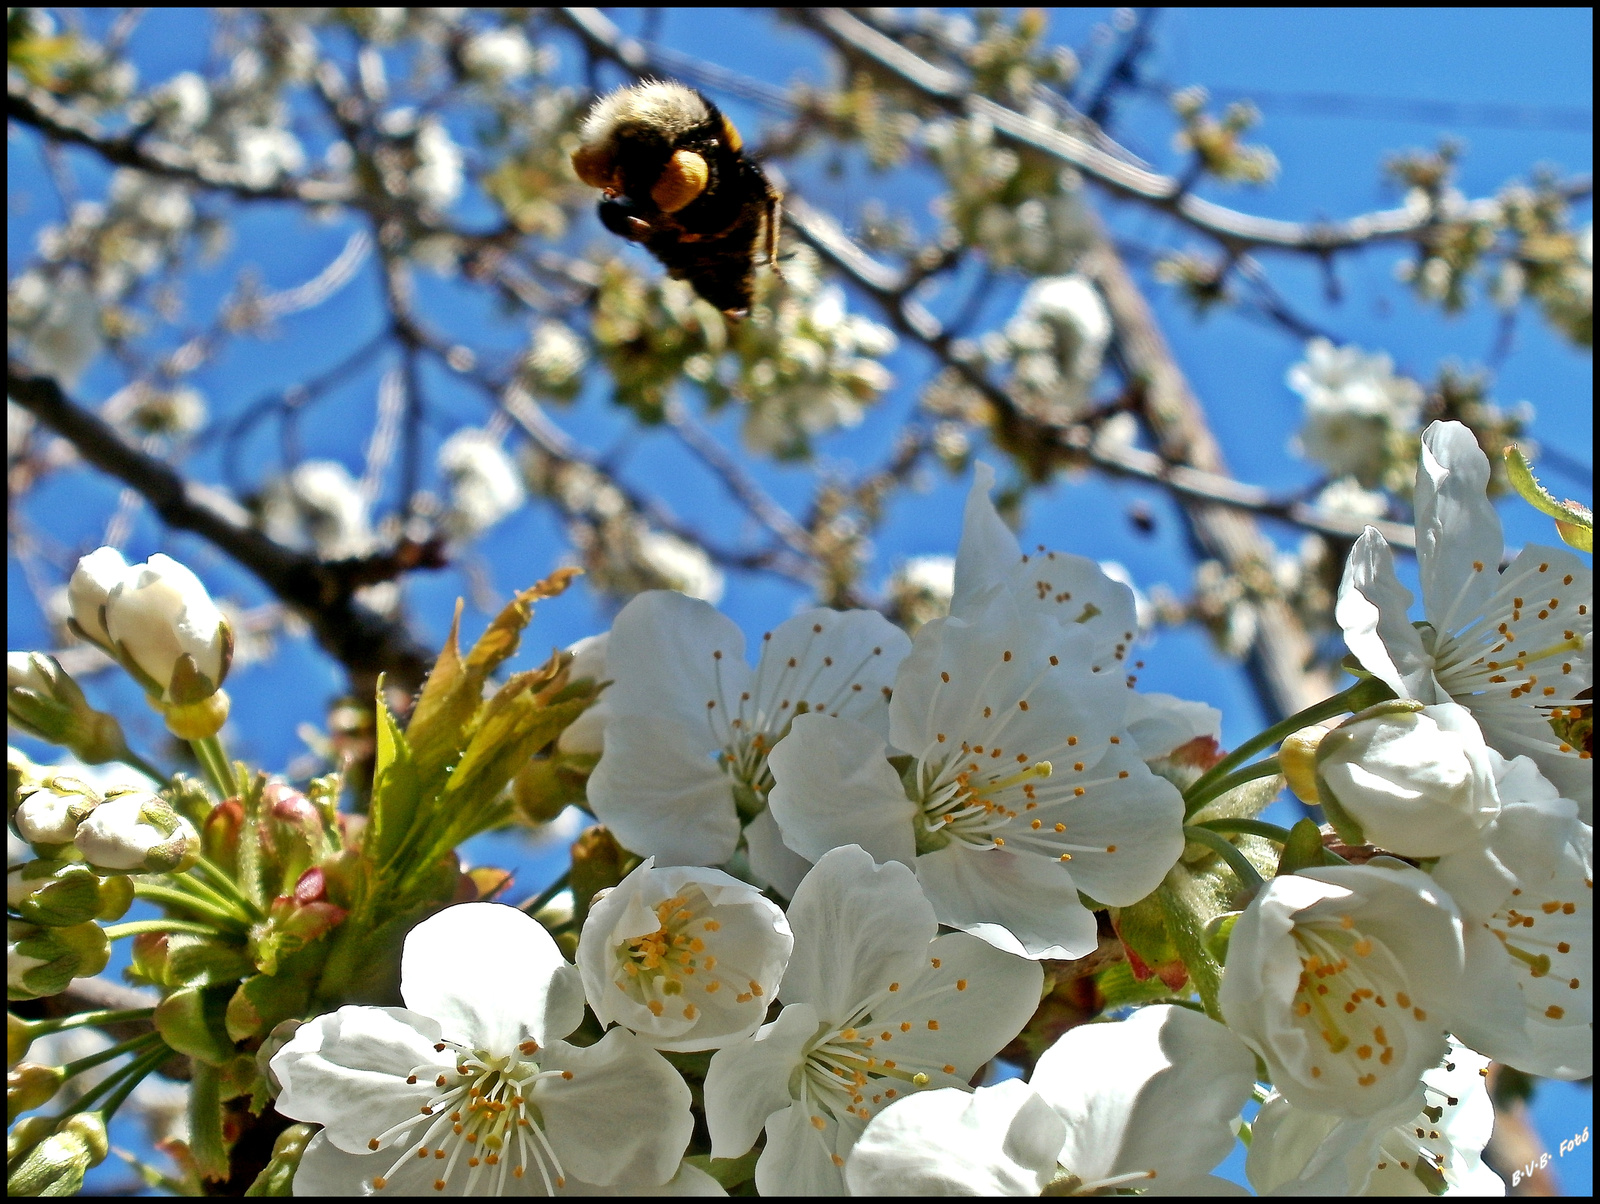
left=460, top=27, right=536, bottom=83
left=438, top=429, right=525, bottom=541
left=261, top=460, right=376, bottom=560
left=1288, top=338, right=1423, bottom=485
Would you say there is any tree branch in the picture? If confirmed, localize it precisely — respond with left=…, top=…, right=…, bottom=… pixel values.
left=788, top=7, right=1591, bottom=255
left=8, top=75, right=353, bottom=205
left=8, top=363, right=436, bottom=696
left=783, top=199, right=1416, bottom=551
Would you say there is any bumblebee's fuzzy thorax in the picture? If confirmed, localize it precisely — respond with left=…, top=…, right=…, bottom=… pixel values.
left=573, top=80, right=781, bottom=317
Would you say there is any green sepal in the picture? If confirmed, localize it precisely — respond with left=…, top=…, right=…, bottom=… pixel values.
left=243, top=1123, right=316, bottom=1196
left=226, top=959, right=315, bottom=1045
left=166, top=653, right=218, bottom=707
left=1275, top=818, right=1330, bottom=877
left=154, top=983, right=236, bottom=1067
left=684, top=1148, right=762, bottom=1190
left=9, top=859, right=105, bottom=927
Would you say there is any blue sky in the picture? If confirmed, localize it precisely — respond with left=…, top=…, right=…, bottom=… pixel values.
left=8, top=7, right=1592, bottom=1194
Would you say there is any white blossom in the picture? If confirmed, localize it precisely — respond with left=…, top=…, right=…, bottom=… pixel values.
left=11, top=777, right=101, bottom=847
left=262, top=461, right=377, bottom=561
left=273, top=903, right=694, bottom=1195
left=438, top=429, right=526, bottom=541
left=703, top=846, right=1041, bottom=1195
left=1004, top=274, right=1112, bottom=419
left=843, top=1079, right=1064, bottom=1196
left=9, top=269, right=102, bottom=388
left=1247, top=1040, right=1503, bottom=1196
left=461, top=27, right=536, bottom=83
left=845, top=1004, right=1257, bottom=1196
left=586, top=591, right=908, bottom=886
left=1432, top=756, right=1591, bottom=1079
left=634, top=530, right=724, bottom=605
left=73, top=790, right=198, bottom=873
left=767, top=584, right=1185, bottom=960
left=1288, top=338, right=1423, bottom=484
left=578, top=860, right=792, bottom=1052
left=1315, top=701, right=1501, bottom=857
left=97, top=552, right=231, bottom=702
left=1316, top=477, right=1390, bottom=523
left=1219, top=863, right=1466, bottom=1117
left=1337, top=421, right=1592, bottom=814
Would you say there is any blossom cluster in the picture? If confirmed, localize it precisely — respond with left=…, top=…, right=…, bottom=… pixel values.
left=7, top=422, right=1590, bottom=1197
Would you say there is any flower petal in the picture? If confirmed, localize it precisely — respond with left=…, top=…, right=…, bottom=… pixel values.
left=1123, top=691, right=1222, bottom=761
left=754, top=608, right=909, bottom=740
left=1033, top=1004, right=1255, bottom=1186
left=951, top=461, right=1024, bottom=621
left=270, top=1006, right=449, bottom=1154
left=401, top=902, right=585, bottom=1053
left=1415, top=422, right=1503, bottom=635
left=1336, top=528, right=1440, bottom=701
left=538, top=1029, right=693, bottom=1188
left=875, top=931, right=1043, bottom=1077
left=704, top=1002, right=820, bottom=1159
left=603, top=590, right=751, bottom=745
left=290, top=1129, right=551, bottom=1196
left=1010, top=742, right=1184, bottom=908
left=754, top=1100, right=850, bottom=1196
left=742, top=806, right=812, bottom=899
left=587, top=713, right=741, bottom=866
left=779, top=846, right=936, bottom=1018
left=914, top=844, right=1098, bottom=960
left=844, top=1080, right=1064, bottom=1196
left=766, top=713, right=917, bottom=868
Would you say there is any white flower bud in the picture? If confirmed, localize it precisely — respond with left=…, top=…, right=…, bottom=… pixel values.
left=1317, top=702, right=1500, bottom=856
left=72, top=792, right=199, bottom=873
left=102, top=553, right=231, bottom=702
left=66, top=547, right=129, bottom=648
left=12, top=779, right=101, bottom=847
left=580, top=860, right=793, bottom=1052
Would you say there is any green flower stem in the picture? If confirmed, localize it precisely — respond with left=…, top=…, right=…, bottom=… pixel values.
left=101, top=919, right=220, bottom=940
left=1196, top=818, right=1350, bottom=865
left=64, top=1034, right=166, bottom=1114
left=59, top=1030, right=164, bottom=1082
left=23, top=1008, right=155, bottom=1039
left=132, top=883, right=249, bottom=930
left=117, top=748, right=169, bottom=785
left=191, top=856, right=265, bottom=921
left=1183, top=825, right=1266, bottom=893
left=1156, top=869, right=1225, bottom=1023
left=170, top=868, right=255, bottom=923
left=1182, top=676, right=1395, bottom=817
left=1183, top=756, right=1284, bottom=816
left=519, top=870, right=572, bottom=918
left=88, top=1045, right=171, bottom=1122
left=189, top=734, right=233, bottom=801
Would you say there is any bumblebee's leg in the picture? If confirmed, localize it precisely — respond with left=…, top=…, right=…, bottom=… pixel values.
left=765, top=194, right=784, bottom=280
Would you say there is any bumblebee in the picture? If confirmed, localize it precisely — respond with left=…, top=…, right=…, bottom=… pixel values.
left=571, top=80, right=781, bottom=317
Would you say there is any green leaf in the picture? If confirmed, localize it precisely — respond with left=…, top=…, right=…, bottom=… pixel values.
left=366, top=683, right=420, bottom=869
left=407, top=571, right=582, bottom=797
left=1505, top=444, right=1593, bottom=552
